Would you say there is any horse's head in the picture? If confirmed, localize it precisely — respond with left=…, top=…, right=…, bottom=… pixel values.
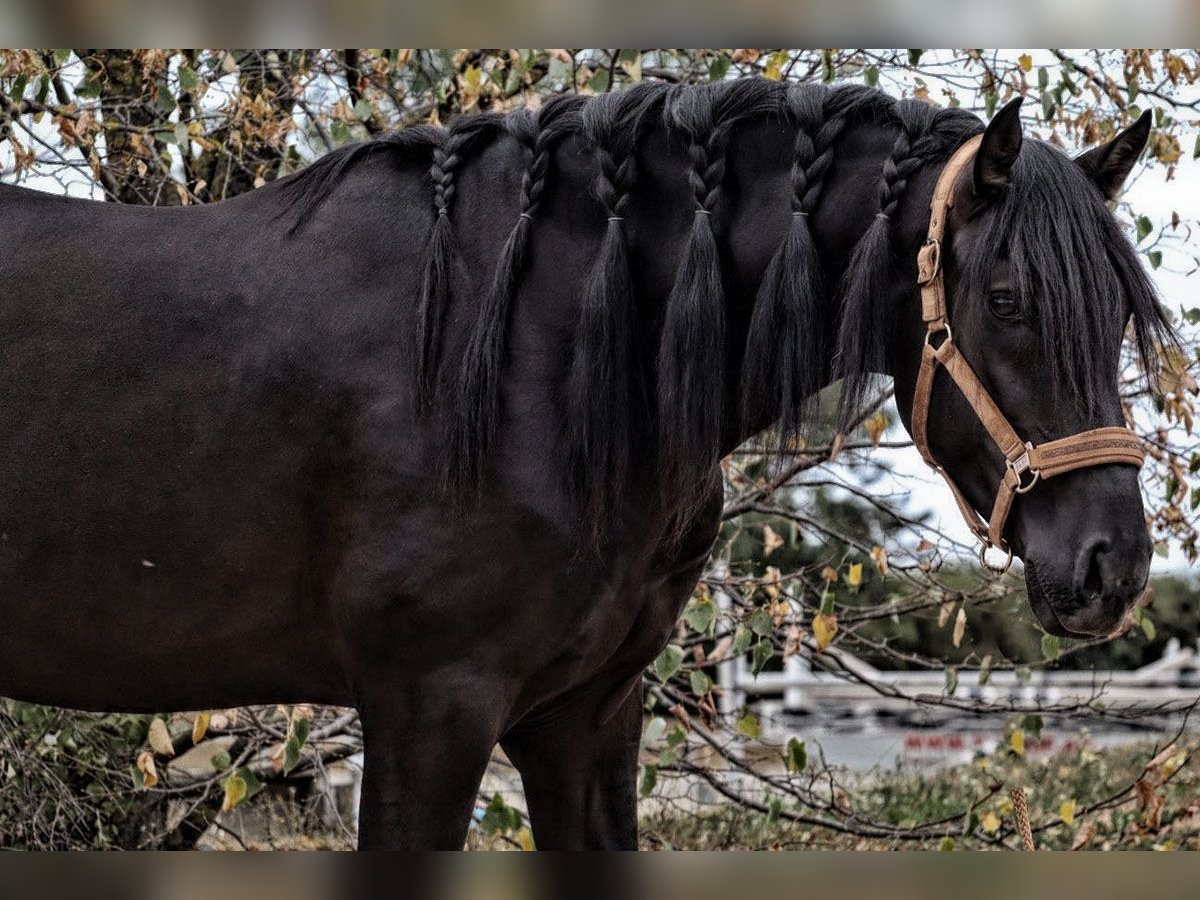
left=894, top=99, right=1172, bottom=638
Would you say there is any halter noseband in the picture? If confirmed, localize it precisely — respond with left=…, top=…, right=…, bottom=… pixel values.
left=910, top=134, right=1145, bottom=573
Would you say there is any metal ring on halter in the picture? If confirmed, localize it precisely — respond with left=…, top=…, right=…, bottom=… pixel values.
left=924, top=322, right=953, bottom=348
left=978, top=540, right=1014, bottom=574
left=1006, top=441, right=1041, bottom=494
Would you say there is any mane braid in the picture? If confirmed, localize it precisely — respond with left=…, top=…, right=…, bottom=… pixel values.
left=568, top=83, right=668, bottom=536
left=657, top=79, right=786, bottom=528
left=413, top=116, right=506, bottom=414
left=448, top=95, right=586, bottom=491
left=834, top=98, right=944, bottom=423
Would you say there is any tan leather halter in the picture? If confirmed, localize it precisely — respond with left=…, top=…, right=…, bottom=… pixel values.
left=910, top=134, right=1145, bottom=573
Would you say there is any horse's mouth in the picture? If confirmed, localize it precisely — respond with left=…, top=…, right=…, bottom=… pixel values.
left=1024, top=558, right=1130, bottom=639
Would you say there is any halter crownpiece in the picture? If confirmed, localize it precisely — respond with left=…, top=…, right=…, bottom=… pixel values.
left=909, top=134, right=1145, bottom=573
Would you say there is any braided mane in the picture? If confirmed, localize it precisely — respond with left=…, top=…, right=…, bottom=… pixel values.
left=280, top=78, right=1170, bottom=535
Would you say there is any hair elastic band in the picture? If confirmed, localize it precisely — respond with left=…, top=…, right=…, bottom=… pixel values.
left=695, top=209, right=712, bottom=217
left=519, top=212, right=533, bottom=221
left=876, top=212, right=890, bottom=220
left=607, top=216, right=625, bottom=222
left=437, top=207, right=448, bottom=217
left=792, top=211, right=809, bottom=218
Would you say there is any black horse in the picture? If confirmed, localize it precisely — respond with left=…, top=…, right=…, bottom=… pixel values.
left=0, top=79, right=1170, bottom=849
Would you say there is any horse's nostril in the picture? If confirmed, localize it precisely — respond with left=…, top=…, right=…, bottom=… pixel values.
left=1080, top=539, right=1107, bottom=602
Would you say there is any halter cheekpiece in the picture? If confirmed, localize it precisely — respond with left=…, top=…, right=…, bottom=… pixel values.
left=911, top=134, right=1145, bottom=574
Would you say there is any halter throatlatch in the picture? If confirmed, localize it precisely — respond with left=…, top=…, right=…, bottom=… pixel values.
left=910, top=134, right=1145, bottom=573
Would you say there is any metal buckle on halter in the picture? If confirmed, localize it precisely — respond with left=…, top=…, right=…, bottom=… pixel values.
left=923, top=321, right=952, bottom=348
left=1007, top=441, right=1041, bottom=494
left=978, top=540, right=1014, bottom=574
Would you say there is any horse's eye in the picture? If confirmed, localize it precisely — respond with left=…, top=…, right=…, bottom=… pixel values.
left=988, top=290, right=1020, bottom=321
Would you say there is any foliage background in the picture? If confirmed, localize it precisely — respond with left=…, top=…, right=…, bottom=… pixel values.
left=0, top=49, right=1199, bottom=849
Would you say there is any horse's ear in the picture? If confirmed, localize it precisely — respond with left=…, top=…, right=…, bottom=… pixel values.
left=1076, top=111, right=1151, bottom=201
left=973, top=97, right=1024, bottom=196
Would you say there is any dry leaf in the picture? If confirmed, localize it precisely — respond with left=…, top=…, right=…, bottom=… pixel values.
left=1071, top=820, right=1096, bottom=850
left=813, top=613, right=838, bottom=651
left=981, top=810, right=1001, bottom=834
left=1018, top=53, right=1033, bottom=73
left=938, top=599, right=956, bottom=628
left=870, top=545, right=889, bottom=576
left=192, top=712, right=210, bottom=745
left=820, top=566, right=838, bottom=584
left=148, top=718, right=175, bottom=757
left=762, top=524, right=784, bottom=557
left=952, top=607, right=967, bottom=648
left=136, top=751, right=158, bottom=789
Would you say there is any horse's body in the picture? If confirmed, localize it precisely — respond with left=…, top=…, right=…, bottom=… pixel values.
left=0, top=80, right=1168, bottom=848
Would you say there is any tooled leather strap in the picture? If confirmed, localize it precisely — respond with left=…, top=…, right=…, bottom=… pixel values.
left=910, top=136, right=1145, bottom=554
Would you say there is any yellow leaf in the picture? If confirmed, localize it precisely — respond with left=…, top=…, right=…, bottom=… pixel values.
left=813, top=613, right=838, bottom=651
left=870, top=545, right=889, bottom=576
left=981, top=810, right=1001, bottom=834
left=192, top=712, right=210, bottom=745
left=847, top=563, right=863, bottom=587
left=865, top=411, right=888, bottom=447
left=517, top=828, right=536, bottom=851
left=148, top=717, right=175, bottom=757
left=762, top=524, right=784, bottom=557
left=136, top=751, right=158, bottom=789
left=1010, top=729, right=1026, bottom=756
left=952, top=607, right=967, bottom=648
left=1018, top=53, right=1033, bottom=73
left=1060, top=799, right=1076, bottom=826
left=222, top=774, right=248, bottom=812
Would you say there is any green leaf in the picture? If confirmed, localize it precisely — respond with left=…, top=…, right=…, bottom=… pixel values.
left=819, top=588, right=835, bottom=616
left=1041, top=92, right=1056, bottom=122
left=984, top=89, right=998, bottom=119
left=751, top=639, right=773, bottom=676
left=210, top=749, right=232, bottom=771
left=353, top=98, right=374, bottom=122
left=282, top=715, right=311, bottom=774
left=654, top=645, right=685, bottom=683
left=708, top=56, right=731, bottom=83
left=689, top=669, right=712, bottom=697
left=1149, top=250, right=1163, bottom=269
left=155, top=81, right=176, bottom=114
left=978, top=654, right=992, bottom=687
left=9, top=72, right=28, bottom=102
left=945, top=668, right=958, bottom=696
left=735, top=710, right=761, bottom=740
left=330, top=120, right=350, bottom=143
left=1021, top=714, right=1045, bottom=740
left=589, top=67, right=609, bottom=93
left=481, top=792, right=523, bottom=834
left=907, top=49, right=924, bottom=66
left=683, top=597, right=716, bottom=635
left=178, top=64, right=199, bottom=94
left=785, top=737, right=807, bottom=772
left=731, top=625, right=753, bottom=657
left=1136, top=215, right=1153, bottom=243
left=1134, top=607, right=1156, bottom=641
left=864, top=65, right=879, bottom=87
left=643, top=716, right=666, bottom=746
left=1038, top=66, right=1049, bottom=91
left=1041, top=633, right=1061, bottom=661
left=750, top=607, right=773, bottom=636
left=639, top=764, right=658, bottom=797
left=767, top=796, right=782, bottom=824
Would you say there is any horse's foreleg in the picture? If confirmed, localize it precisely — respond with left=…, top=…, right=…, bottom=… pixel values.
left=356, top=679, right=503, bottom=850
left=501, top=679, right=642, bottom=850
